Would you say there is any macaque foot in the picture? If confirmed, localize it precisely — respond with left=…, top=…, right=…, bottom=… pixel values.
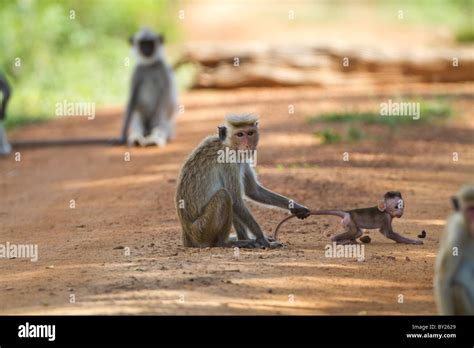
left=144, top=129, right=168, bottom=147
left=226, top=239, right=262, bottom=249
left=127, top=133, right=146, bottom=147
left=267, top=240, right=284, bottom=249
left=143, top=134, right=167, bottom=147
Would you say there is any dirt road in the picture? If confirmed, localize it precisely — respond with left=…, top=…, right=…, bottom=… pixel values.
left=1, top=82, right=473, bottom=315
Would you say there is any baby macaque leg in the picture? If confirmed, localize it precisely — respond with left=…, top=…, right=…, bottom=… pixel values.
left=331, top=223, right=362, bottom=245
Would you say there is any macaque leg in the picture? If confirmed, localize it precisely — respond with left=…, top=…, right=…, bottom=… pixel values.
left=184, top=189, right=261, bottom=248
left=452, top=285, right=474, bottom=315
left=144, top=112, right=169, bottom=146
left=127, top=112, right=146, bottom=146
left=331, top=221, right=362, bottom=245
left=144, top=126, right=167, bottom=147
left=233, top=217, right=250, bottom=240
left=382, top=229, right=423, bottom=245
left=166, top=117, right=176, bottom=141
left=0, top=121, right=12, bottom=155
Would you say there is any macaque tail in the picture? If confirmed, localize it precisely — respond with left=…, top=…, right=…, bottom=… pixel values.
left=272, top=210, right=346, bottom=241
left=11, top=138, right=122, bottom=148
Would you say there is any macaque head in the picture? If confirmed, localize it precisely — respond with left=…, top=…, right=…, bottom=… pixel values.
left=130, top=27, right=165, bottom=63
left=219, top=114, right=259, bottom=151
left=378, top=191, right=404, bottom=218
left=452, top=185, right=474, bottom=235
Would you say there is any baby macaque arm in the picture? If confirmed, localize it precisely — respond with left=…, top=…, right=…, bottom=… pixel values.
left=380, top=218, right=422, bottom=245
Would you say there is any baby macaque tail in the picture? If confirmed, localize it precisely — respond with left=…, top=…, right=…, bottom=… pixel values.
left=310, top=210, right=346, bottom=218
left=272, top=209, right=346, bottom=240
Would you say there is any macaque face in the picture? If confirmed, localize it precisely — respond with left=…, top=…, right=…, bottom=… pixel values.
left=386, top=197, right=404, bottom=218
left=139, top=39, right=156, bottom=57
left=231, top=126, right=259, bottom=151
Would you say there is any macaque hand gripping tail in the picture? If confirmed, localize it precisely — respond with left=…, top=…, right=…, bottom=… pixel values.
left=435, top=185, right=474, bottom=315
left=175, top=113, right=310, bottom=249
left=273, top=191, right=423, bottom=245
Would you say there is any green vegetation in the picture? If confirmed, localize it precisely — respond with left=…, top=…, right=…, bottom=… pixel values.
left=376, top=0, right=474, bottom=43
left=314, top=129, right=342, bottom=144
left=346, top=126, right=366, bottom=142
left=307, top=100, right=452, bottom=128
left=310, top=99, right=453, bottom=144
left=456, top=26, right=474, bottom=43
left=0, top=0, right=183, bottom=129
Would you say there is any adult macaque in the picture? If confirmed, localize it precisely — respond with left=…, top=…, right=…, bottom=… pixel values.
left=273, top=191, right=423, bottom=245
left=434, top=185, right=474, bottom=315
left=175, top=114, right=310, bottom=248
left=120, top=27, right=177, bottom=147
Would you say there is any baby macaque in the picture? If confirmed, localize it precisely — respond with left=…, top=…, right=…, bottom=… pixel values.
left=273, top=191, right=422, bottom=245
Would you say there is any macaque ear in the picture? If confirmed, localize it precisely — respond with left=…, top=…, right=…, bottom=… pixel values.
left=128, top=35, right=134, bottom=45
left=158, top=34, right=165, bottom=44
left=218, top=126, right=227, bottom=141
left=451, top=197, right=460, bottom=211
left=377, top=200, right=386, bottom=212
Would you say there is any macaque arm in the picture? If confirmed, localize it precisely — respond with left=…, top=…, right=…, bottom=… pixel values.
left=232, top=193, right=267, bottom=242
left=434, top=251, right=457, bottom=315
left=120, top=74, right=141, bottom=142
left=434, top=222, right=464, bottom=314
left=380, top=218, right=422, bottom=244
left=243, top=164, right=291, bottom=210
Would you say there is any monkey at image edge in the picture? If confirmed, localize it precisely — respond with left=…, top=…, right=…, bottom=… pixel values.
left=0, top=73, right=11, bottom=155
left=435, top=185, right=474, bottom=315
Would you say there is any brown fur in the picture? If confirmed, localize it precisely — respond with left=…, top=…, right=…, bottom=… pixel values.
left=175, top=114, right=309, bottom=248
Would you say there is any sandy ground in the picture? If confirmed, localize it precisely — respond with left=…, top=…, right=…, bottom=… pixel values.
left=1, top=82, right=473, bottom=315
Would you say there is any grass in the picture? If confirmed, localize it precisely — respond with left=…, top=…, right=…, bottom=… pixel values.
left=376, top=0, right=473, bottom=43
left=307, top=100, right=453, bottom=128
left=315, top=129, right=343, bottom=144
left=456, top=27, right=474, bottom=43
left=309, top=99, right=453, bottom=144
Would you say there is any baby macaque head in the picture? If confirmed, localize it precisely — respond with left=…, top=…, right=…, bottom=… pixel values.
left=452, top=185, right=474, bottom=236
left=219, top=114, right=259, bottom=151
left=378, top=191, right=404, bottom=218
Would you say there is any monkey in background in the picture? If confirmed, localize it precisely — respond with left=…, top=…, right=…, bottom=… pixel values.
left=175, top=114, right=310, bottom=248
left=0, top=73, right=11, bottom=155
left=120, top=27, right=178, bottom=147
left=435, top=185, right=474, bottom=315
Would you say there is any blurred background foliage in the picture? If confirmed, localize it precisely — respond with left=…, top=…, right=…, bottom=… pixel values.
left=0, top=0, right=472, bottom=129
left=0, top=0, right=182, bottom=128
